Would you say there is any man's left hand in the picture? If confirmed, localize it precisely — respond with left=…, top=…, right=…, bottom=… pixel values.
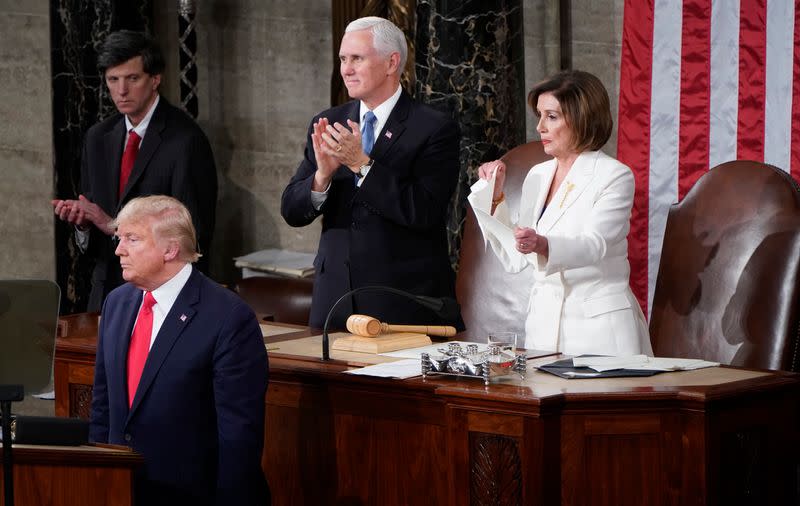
left=321, top=119, right=370, bottom=172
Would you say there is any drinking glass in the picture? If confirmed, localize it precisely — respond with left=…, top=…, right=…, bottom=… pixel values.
left=487, top=332, right=517, bottom=352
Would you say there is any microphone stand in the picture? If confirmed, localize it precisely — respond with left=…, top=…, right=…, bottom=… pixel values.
left=321, top=286, right=460, bottom=360
left=0, top=384, right=23, bottom=506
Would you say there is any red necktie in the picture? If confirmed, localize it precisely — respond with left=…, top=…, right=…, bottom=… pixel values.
left=118, top=130, right=141, bottom=198
left=127, top=291, right=155, bottom=407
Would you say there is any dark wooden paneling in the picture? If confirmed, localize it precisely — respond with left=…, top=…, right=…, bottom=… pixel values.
left=54, top=315, right=800, bottom=506
left=1, top=446, right=141, bottom=506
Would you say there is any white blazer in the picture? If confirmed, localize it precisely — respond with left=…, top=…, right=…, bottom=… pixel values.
left=467, top=150, right=652, bottom=356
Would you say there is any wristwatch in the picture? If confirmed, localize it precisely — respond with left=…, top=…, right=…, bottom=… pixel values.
left=357, top=158, right=374, bottom=178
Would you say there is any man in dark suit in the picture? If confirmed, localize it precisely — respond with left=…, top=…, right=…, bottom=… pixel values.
left=89, top=195, right=269, bottom=506
left=282, top=16, right=462, bottom=329
left=52, top=30, right=217, bottom=312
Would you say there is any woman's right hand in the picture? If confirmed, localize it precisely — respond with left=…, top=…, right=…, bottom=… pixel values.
left=477, top=160, right=506, bottom=200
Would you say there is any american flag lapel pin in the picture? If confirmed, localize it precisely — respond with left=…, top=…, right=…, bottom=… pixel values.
left=180, top=314, right=188, bottom=322
left=385, top=130, right=392, bottom=139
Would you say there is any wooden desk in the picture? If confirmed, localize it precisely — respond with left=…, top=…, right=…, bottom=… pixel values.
left=55, top=313, right=800, bottom=505
left=0, top=444, right=142, bottom=506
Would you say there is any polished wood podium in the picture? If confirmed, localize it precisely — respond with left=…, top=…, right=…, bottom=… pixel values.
left=55, top=313, right=800, bottom=505
left=0, top=444, right=141, bottom=506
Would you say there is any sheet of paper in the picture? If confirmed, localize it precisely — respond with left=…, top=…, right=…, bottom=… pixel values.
left=468, top=163, right=499, bottom=211
left=468, top=163, right=537, bottom=253
left=572, top=355, right=719, bottom=372
left=259, top=323, right=302, bottom=338
left=343, top=359, right=421, bottom=379
left=644, top=357, right=720, bottom=371
left=234, top=248, right=316, bottom=277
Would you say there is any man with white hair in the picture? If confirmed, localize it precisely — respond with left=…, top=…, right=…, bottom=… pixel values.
left=89, top=195, right=269, bottom=505
left=282, top=16, right=463, bottom=329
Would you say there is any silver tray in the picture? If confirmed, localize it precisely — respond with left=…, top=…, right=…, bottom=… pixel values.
left=421, top=342, right=527, bottom=385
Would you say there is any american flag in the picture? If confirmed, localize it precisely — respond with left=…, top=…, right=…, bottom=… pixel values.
left=617, top=0, right=800, bottom=316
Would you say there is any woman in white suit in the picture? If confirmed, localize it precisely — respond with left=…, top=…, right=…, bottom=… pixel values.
left=468, top=70, right=652, bottom=356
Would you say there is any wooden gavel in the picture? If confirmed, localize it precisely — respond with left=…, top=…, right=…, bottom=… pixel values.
left=346, top=314, right=457, bottom=338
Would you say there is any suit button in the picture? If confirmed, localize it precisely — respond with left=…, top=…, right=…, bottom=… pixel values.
left=124, top=433, right=132, bottom=442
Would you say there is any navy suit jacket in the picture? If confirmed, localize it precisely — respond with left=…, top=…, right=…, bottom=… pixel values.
left=89, top=268, right=269, bottom=506
left=281, top=92, right=463, bottom=329
left=81, top=98, right=217, bottom=311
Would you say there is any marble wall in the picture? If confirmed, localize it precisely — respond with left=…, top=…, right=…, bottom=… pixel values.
left=570, top=0, right=624, bottom=156
left=522, top=0, right=562, bottom=141
left=523, top=0, right=623, bottom=154
left=0, top=0, right=626, bottom=291
left=416, top=0, right=527, bottom=267
left=0, top=0, right=53, bottom=280
left=153, top=0, right=332, bottom=282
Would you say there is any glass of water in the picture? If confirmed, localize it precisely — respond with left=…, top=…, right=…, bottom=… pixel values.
left=487, top=331, right=518, bottom=352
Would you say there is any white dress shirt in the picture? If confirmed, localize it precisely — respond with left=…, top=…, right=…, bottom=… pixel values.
left=133, top=262, right=193, bottom=350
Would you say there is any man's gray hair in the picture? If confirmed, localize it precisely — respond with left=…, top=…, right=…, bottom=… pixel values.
left=345, top=16, right=407, bottom=71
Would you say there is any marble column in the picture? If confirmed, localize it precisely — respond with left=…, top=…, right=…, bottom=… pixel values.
left=178, top=0, right=198, bottom=117
left=415, top=0, right=526, bottom=269
left=51, top=0, right=152, bottom=313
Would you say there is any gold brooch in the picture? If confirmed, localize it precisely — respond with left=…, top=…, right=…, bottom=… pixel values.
left=559, top=182, right=575, bottom=208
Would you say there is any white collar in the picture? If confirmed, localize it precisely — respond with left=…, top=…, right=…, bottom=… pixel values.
left=125, top=94, right=160, bottom=137
left=359, top=84, right=402, bottom=130
left=148, top=262, right=192, bottom=316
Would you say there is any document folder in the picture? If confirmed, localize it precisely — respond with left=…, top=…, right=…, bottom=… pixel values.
left=538, top=357, right=663, bottom=379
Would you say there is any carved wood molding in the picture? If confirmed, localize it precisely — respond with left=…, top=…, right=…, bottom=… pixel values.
left=721, top=428, right=767, bottom=504
left=69, top=384, right=93, bottom=420
left=469, top=432, right=522, bottom=506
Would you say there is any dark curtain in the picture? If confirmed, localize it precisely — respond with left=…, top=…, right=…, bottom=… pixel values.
left=50, top=0, right=153, bottom=314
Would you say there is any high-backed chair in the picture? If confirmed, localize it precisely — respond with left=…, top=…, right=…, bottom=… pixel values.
left=455, top=141, right=550, bottom=341
left=235, top=275, right=314, bottom=326
left=650, top=160, right=800, bottom=371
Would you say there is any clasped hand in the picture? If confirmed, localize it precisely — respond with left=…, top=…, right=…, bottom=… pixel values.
left=51, top=195, right=114, bottom=236
left=311, top=117, right=369, bottom=191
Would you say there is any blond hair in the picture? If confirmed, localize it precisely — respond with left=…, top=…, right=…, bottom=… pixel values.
left=114, top=195, right=201, bottom=263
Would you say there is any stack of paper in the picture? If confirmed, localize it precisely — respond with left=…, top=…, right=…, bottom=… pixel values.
left=235, top=248, right=315, bottom=278
left=572, top=355, right=719, bottom=372
left=344, top=359, right=421, bottom=379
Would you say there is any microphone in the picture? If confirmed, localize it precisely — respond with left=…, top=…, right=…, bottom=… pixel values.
left=321, top=286, right=461, bottom=360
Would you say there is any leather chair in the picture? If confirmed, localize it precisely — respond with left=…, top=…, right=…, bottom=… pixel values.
left=235, top=275, right=314, bottom=326
left=455, top=141, right=550, bottom=341
left=649, top=160, right=800, bottom=371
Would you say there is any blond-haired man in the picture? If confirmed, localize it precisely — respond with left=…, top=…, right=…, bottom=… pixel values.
left=89, top=195, right=268, bottom=505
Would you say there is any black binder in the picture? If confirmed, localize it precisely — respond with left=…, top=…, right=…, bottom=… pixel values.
left=538, top=357, right=664, bottom=379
